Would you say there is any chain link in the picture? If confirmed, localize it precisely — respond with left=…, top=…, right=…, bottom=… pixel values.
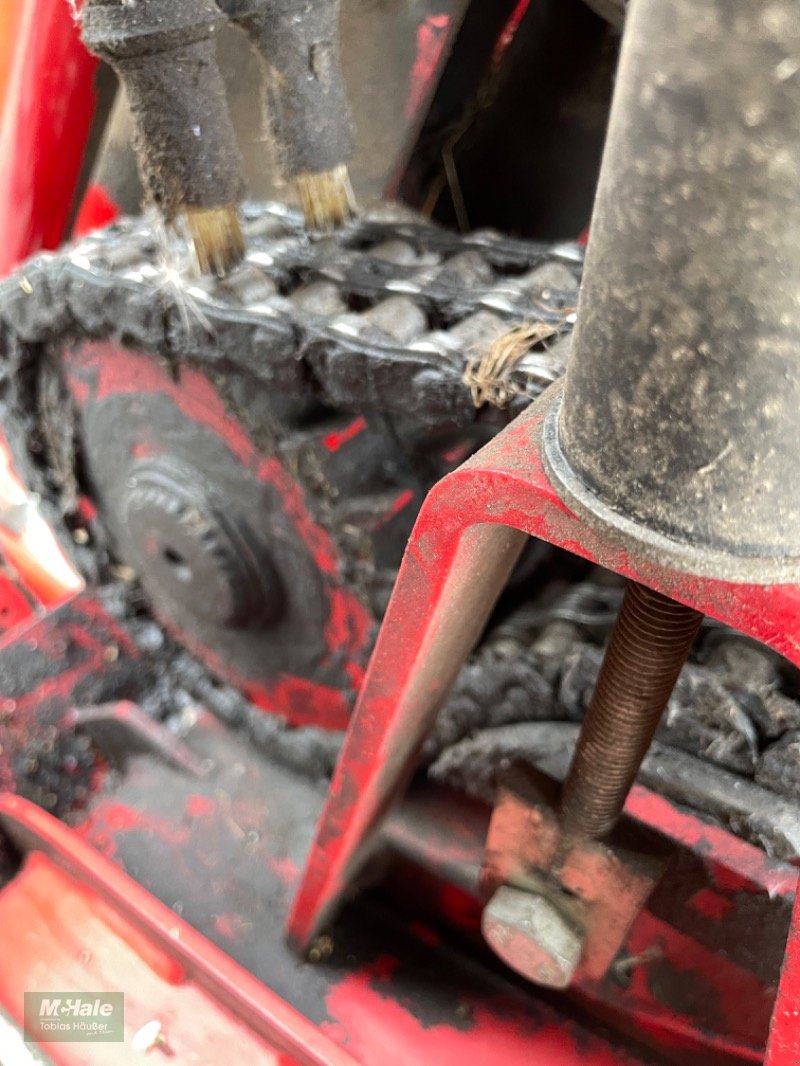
left=0, top=203, right=581, bottom=425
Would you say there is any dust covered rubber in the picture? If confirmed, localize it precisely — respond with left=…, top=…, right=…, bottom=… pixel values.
left=1, top=202, right=799, bottom=858
left=0, top=200, right=579, bottom=441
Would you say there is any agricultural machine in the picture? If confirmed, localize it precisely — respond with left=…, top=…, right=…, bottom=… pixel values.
left=0, top=0, right=799, bottom=1062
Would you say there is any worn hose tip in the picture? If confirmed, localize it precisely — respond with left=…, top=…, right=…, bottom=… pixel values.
left=295, top=165, right=356, bottom=232
left=184, top=205, right=245, bottom=278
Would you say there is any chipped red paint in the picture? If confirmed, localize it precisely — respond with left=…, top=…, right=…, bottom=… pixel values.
left=257, top=455, right=340, bottom=577
left=323, top=956, right=637, bottom=1066
left=372, top=489, right=415, bottom=533
left=194, top=641, right=354, bottom=731
left=290, top=383, right=800, bottom=955
left=344, top=660, right=366, bottom=693
left=72, top=595, right=139, bottom=656
left=63, top=344, right=341, bottom=581
left=493, top=0, right=532, bottom=60
left=689, top=888, right=735, bottom=922
left=268, top=855, right=301, bottom=887
left=185, top=794, right=215, bottom=819
left=323, top=417, right=367, bottom=454
left=386, top=781, right=793, bottom=1061
left=405, top=14, right=452, bottom=120
left=0, top=601, right=137, bottom=721
left=626, top=786, right=797, bottom=899
left=45, top=694, right=787, bottom=1062
left=75, top=800, right=194, bottom=864
left=616, top=910, right=770, bottom=1060
left=214, top=912, right=249, bottom=942
left=131, top=441, right=157, bottom=461
left=32, top=715, right=649, bottom=1065
left=94, top=802, right=157, bottom=834
left=302, top=568, right=366, bottom=667
left=253, top=677, right=351, bottom=731
left=62, top=342, right=374, bottom=730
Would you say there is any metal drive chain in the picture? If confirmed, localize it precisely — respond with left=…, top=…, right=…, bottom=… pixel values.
left=0, top=201, right=581, bottom=431
left=427, top=580, right=800, bottom=858
left=0, top=200, right=581, bottom=812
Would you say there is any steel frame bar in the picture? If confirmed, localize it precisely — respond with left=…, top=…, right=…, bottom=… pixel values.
left=288, top=382, right=800, bottom=964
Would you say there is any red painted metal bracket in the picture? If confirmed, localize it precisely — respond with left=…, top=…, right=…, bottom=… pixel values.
left=288, top=382, right=800, bottom=951
left=0, top=792, right=358, bottom=1066
left=388, top=781, right=795, bottom=1062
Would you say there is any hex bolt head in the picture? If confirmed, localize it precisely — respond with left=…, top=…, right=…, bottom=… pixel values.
left=482, top=885, right=584, bottom=989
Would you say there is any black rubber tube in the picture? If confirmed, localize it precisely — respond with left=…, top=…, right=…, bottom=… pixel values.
left=557, top=0, right=800, bottom=568
left=218, top=0, right=352, bottom=178
left=83, top=0, right=244, bottom=217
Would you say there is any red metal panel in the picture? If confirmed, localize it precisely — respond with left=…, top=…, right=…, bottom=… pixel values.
left=766, top=892, right=800, bottom=1065
left=288, top=382, right=800, bottom=950
left=0, top=793, right=359, bottom=1066
left=0, top=853, right=298, bottom=1064
left=0, top=0, right=98, bottom=274
left=0, top=1, right=23, bottom=104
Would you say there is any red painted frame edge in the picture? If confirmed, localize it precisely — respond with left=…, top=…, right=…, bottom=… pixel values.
left=287, top=382, right=800, bottom=1061
left=0, top=792, right=359, bottom=1066
left=0, top=0, right=98, bottom=275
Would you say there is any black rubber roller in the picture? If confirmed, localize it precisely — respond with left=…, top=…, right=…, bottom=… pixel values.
left=82, top=0, right=245, bottom=223
left=218, top=0, right=355, bottom=228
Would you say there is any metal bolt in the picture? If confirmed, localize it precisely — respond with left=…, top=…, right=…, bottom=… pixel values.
left=131, top=1020, right=172, bottom=1055
left=560, top=582, right=703, bottom=840
left=481, top=885, right=584, bottom=989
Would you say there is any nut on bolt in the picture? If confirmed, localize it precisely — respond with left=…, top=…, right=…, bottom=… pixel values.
left=482, top=885, right=584, bottom=989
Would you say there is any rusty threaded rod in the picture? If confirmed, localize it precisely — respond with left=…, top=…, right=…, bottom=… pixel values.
left=559, top=582, right=703, bottom=840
